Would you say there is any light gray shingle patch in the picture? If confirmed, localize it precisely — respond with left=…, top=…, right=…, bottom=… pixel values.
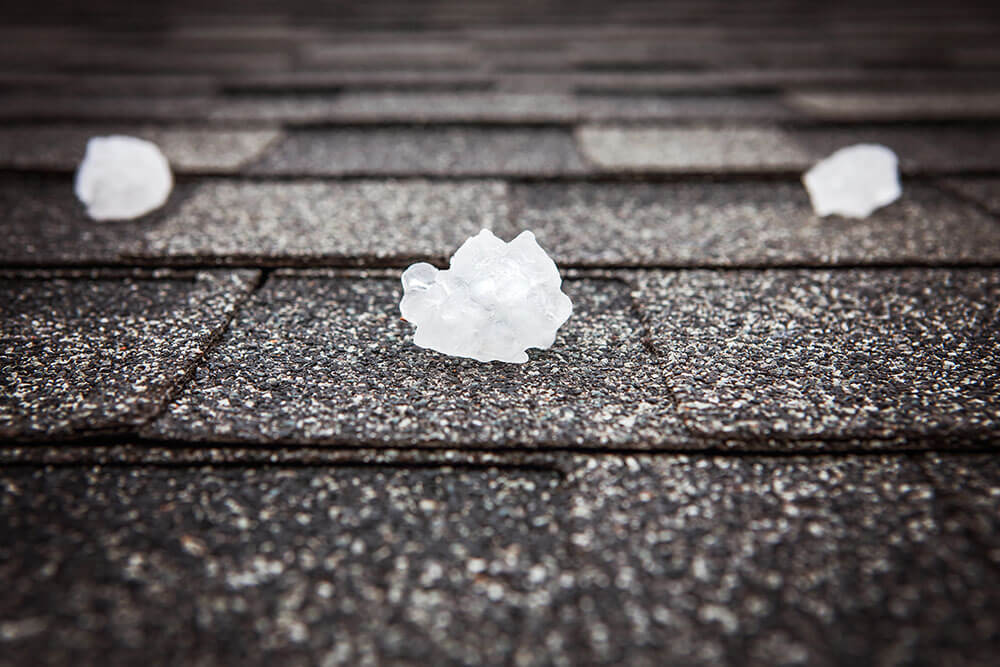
left=250, top=127, right=588, bottom=176
left=513, top=182, right=1000, bottom=267
left=313, top=93, right=580, bottom=123
left=220, top=93, right=790, bottom=124
left=300, top=39, right=478, bottom=69
left=146, top=278, right=689, bottom=447
left=0, top=269, right=259, bottom=440
left=560, top=453, right=1000, bottom=666
left=0, top=125, right=282, bottom=173
left=578, top=124, right=1000, bottom=174
left=139, top=180, right=513, bottom=264
left=786, top=91, right=1000, bottom=121
left=0, top=175, right=165, bottom=265
left=941, top=178, right=1000, bottom=215
left=576, top=125, right=810, bottom=173
left=208, top=96, right=347, bottom=123
left=2, top=454, right=997, bottom=665
left=633, top=269, right=1000, bottom=440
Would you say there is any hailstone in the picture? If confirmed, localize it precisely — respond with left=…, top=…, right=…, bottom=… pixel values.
left=74, top=135, right=173, bottom=221
left=802, top=143, right=901, bottom=218
left=400, top=229, right=573, bottom=363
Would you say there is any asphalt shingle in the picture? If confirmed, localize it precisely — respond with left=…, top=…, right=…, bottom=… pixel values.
left=576, top=126, right=810, bottom=173
left=139, top=179, right=513, bottom=265
left=632, top=269, right=1000, bottom=442
left=248, top=127, right=588, bottom=176
left=560, top=453, right=1000, bottom=666
left=577, top=124, right=1000, bottom=174
left=514, top=182, right=1000, bottom=267
left=0, top=175, right=160, bottom=265
left=146, top=276, right=689, bottom=447
left=785, top=91, right=1000, bottom=121
left=0, top=269, right=259, bottom=440
left=942, top=177, right=1000, bottom=215
left=0, top=126, right=282, bottom=174
left=1, top=453, right=997, bottom=665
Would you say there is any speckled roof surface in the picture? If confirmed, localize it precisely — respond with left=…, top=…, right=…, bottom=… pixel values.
left=2, top=1, right=999, bottom=665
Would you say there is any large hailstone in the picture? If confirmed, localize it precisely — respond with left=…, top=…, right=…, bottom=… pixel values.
left=400, top=229, right=573, bottom=363
left=74, top=135, right=173, bottom=221
left=802, top=144, right=901, bottom=218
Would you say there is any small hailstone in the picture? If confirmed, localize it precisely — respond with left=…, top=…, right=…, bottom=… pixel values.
left=74, top=135, right=173, bottom=221
left=400, top=229, right=573, bottom=364
left=802, top=143, right=901, bottom=218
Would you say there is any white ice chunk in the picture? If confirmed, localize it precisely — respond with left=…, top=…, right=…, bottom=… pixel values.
left=74, top=135, right=173, bottom=221
left=802, top=143, right=901, bottom=218
left=400, top=229, right=573, bottom=363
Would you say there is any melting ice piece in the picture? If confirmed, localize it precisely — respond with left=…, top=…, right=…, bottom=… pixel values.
left=74, top=135, right=173, bottom=221
left=803, top=144, right=901, bottom=218
left=400, top=229, right=573, bottom=363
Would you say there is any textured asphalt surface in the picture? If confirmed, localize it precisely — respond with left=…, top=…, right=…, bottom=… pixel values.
left=2, top=1, right=1000, bottom=665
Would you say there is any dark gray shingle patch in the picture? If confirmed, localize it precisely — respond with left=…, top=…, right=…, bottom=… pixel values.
left=633, top=269, right=1000, bottom=441
left=0, top=269, right=259, bottom=440
left=146, top=277, right=689, bottom=447
left=0, top=73, right=219, bottom=96
left=513, top=182, right=1000, bottom=267
left=0, top=95, right=213, bottom=122
left=786, top=91, right=1000, bottom=121
left=223, top=70, right=494, bottom=93
left=561, top=453, right=1000, bottom=666
left=790, top=126, right=1000, bottom=174
left=0, top=125, right=282, bottom=174
left=2, top=454, right=997, bottom=665
left=249, top=127, right=587, bottom=176
left=139, top=179, right=513, bottom=264
left=941, top=178, right=1000, bottom=215
left=562, top=68, right=1000, bottom=94
left=0, top=175, right=152, bottom=265
left=0, top=465, right=569, bottom=666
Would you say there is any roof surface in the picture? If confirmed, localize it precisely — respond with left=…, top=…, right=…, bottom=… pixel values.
left=2, top=1, right=999, bottom=664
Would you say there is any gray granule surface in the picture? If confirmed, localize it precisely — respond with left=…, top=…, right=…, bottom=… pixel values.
left=1, top=454, right=997, bottom=666
left=139, top=179, right=514, bottom=264
left=214, top=92, right=793, bottom=124
left=146, top=276, right=690, bottom=447
left=0, top=94, right=213, bottom=122
left=0, top=176, right=203, bottom=266
left=786, top=91, right=1000, bottom=121
left=513, top=182, right=1000, bottom=267
left=0, top=125, right=283, bottom=173
left=575, top=125, right=812, bottom=173
left=248, top=127, right=589, bottom=176
left=0, top=269, right=259, bottom=440
left=942, top=178, right=1000, bottom=215
left=632, top=269, right=1000, bottom=440
left=0, top=176, right=150, bottom=264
